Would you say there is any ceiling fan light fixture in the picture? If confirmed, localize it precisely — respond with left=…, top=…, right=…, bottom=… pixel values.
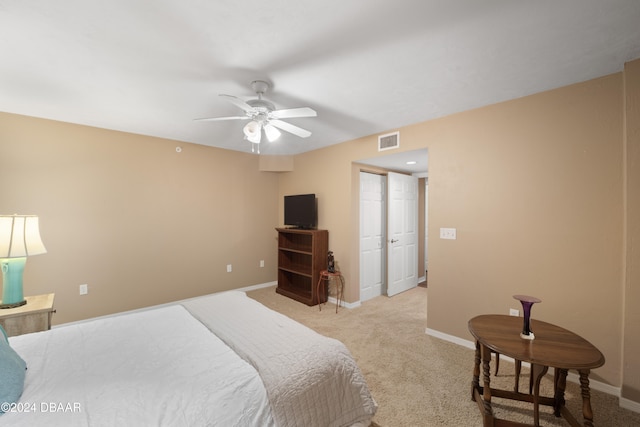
left=243, top=120, right=261, bottom=143
left=196, top=80, right=317, bottom=152
left=263, top=124, right=281, bottom=142
left=245, top=132, right=261, bottom=144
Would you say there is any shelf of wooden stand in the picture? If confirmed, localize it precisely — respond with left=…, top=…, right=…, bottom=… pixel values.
left=275, top=228, right=328, bottom=306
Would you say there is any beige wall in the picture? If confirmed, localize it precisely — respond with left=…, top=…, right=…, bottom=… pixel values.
left=0, top=112, right=279, bottom=324
left=2, top=58, right=639, bottom=406
left=277, top=142, right=368, bottom=302
left=278, top=64, right=639, bottom=400
left=424, top=74, right=624, bottom=388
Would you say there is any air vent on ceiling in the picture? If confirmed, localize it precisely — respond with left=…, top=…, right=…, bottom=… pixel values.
left=378, top=131, right=399, bottom=151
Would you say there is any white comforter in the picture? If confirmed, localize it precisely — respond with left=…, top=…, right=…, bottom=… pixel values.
left=184, top=292, right=377, bottom=427
left=2, top=304, right=274, bottom=427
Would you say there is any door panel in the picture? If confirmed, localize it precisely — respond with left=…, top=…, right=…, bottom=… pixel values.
left=359, top=172, right=385, bottom=302
left=387, top=172, right=418, bottom=296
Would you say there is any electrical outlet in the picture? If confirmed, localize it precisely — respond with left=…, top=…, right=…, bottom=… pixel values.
left=226, top=264, right=232, bottom=273
left=509, top=308, right=519, bottom=316
left=260, top=260, right=265, bottom=268
left=439, top=227, right=457, bottom=240
left=79, top=284, right=88, bottom=295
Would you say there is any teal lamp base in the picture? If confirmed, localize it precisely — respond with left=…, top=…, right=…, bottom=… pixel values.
left=0, top=257, right=27, bottom=309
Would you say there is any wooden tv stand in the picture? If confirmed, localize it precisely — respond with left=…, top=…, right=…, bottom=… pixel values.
left=276, top=228, right=328, bottom=306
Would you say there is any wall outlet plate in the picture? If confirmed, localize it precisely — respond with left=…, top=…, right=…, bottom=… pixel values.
left=440, top=227, right=457, bottom=240
left=509, top=308, right=520, bottom=316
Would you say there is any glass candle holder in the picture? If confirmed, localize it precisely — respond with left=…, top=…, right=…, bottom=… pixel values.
left=513, top=294, right=542, bottom=340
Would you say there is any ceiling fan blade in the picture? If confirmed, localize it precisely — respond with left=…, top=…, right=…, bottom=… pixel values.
left=270, top=107, right=317, bottom=119
left=219, top=94, right=254, bottom=113
left=193, top=116, right=249, bottom=122
left=269, top=119, right=312, bottom=138
left=263, top=124, right=282, bottom=142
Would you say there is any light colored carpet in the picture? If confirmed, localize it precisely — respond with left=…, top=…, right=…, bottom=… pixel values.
left=247, top=286, right=640, bottom=426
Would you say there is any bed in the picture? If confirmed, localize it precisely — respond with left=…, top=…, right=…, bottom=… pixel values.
left=0, top=291, right=377, bottom=426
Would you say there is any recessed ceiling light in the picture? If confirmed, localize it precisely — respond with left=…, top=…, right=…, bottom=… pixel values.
left=406, top=161, right=417, bottom=165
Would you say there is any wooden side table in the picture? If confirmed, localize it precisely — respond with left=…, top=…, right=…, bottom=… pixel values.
left=468, top=314, right=605, bottom=427
left=316, top=270, right=344, bottom=313
left=0, top=293, right=55, bottom=336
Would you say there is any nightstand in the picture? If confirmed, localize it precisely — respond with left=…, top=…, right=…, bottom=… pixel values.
left=0, top=293, right=55, bottom=337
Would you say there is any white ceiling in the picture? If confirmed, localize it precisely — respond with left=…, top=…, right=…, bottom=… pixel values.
left=1, top=1, right=639, bottom=164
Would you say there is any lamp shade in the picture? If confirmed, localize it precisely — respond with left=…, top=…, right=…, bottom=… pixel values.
left=243, top=121, right=262, bottom=144
left=0, top=215, right=47, bottom=258
left=263, top=123, right=281, bottom=142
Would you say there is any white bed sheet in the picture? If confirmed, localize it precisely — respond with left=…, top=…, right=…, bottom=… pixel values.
left=1, top=305, right=274, bottom=427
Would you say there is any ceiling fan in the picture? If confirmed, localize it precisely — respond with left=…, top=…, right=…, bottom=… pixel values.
left=195, top=80, right=317, bottom=152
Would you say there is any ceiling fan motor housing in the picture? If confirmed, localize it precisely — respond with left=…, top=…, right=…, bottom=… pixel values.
left=246, top=99, right=274, bottom=125
left=247, top=99, right=275, bottom=112
left=250, top=80, right=270, bottom=95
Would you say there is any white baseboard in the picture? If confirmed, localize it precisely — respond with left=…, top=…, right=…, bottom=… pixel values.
left=620, top=396, right=640, bottom=413
left=236, top=281, right=277, bottom=293
left=425, top=327, right=638, bottom=413
left=327, top=296, right=361, bottom=309
left=426, top=328, right=476, bottom=350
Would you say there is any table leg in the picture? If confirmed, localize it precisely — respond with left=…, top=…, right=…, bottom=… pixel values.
left=471, top=341, right=481, bottom=401
left=553, top=368, right=568, bottom=417
left=514, top=360, right=522, bottom=392
left=531, top=363, right=549, bottom=427
left=336, top=274, right=345, bottom=313
left=317, top=275, right=325, bottom=311
left=480, top=344, right=494, bottom=422
left=579, top=370, right=595, bottom=427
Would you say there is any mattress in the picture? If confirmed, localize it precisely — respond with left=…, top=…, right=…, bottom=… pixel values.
left=1, top=304, right=274, bottom=426
left=0, top=291, right=377, bottom=426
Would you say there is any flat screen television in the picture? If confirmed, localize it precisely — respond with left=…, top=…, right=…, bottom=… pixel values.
left=284, top=194, right=317, bottom=229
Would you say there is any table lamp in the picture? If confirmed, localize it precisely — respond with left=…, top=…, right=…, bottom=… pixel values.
left=0, top=215, right=47, bottom=309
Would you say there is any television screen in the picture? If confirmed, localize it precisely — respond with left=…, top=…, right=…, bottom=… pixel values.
left=284, top=194, right=317, bottom=229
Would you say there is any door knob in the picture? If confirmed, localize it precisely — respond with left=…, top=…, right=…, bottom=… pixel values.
left=390, top=239, right=399, bottom=243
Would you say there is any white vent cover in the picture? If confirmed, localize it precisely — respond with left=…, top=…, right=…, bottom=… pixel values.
left=378, top=131, right=399, bottom=151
